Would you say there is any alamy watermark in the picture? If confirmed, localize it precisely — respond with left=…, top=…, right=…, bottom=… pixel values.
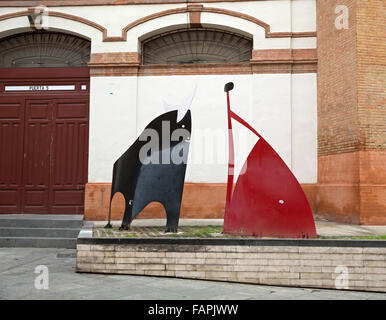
left=334, top=265, right=349, bottom=290
left=335, top=5, right=349, bottom=30
left=137, top=124, right=251, bottom=175
left=30, top=5, right=50, bottom=30
left=34, top=265, right=49, bottom=290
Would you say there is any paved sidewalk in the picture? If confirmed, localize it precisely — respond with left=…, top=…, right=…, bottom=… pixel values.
left=93, top=219, right=386, bottom=237
left=0, top=248, right=385, bottom=300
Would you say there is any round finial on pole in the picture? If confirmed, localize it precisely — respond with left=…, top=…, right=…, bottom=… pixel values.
left=224, top=82, right=234, bottom=92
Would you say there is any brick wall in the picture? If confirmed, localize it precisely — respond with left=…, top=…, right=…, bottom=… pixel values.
left=317, top=0, right=358, bottom=157
left=357, top=0, right=386, bottom=151
left=356, top=1, right=386, bottom=224
left=316, top=0, right=386, bottom=224
left=83, top=1, right=385, bottom=225
left=77, top=241, right=386, bottom=292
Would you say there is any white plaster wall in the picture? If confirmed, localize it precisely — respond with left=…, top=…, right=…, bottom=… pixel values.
left=136, top=75, right=257, bottom=183
left=127, top=13, right=188, bottom=53
left=0, top=16, right=28, bottom=34
left=251, top=74, right=292, bottom=167
left=0, top=2, right=318, bottom=185
left=0, top=1, right=317, bottom=52
left=88, top=76, right=138, bottom=183
left=291, top=0, right=317, bottom=32
left=0, top=14, right=106, bottom=51
left=291, top=37, right=317, bottom=49
left=205, top=0, right=292, bottom=32
left=49, top=4, right=187, bottom=38
left=0, top=0, right=315, bottom=35
left=200, top=12, right=293, bottom=50
left=132, top=74, right=315, bottom=184
left=291, top=73, right=317, bottom=183
left=89, top=74, right=316, bottom=183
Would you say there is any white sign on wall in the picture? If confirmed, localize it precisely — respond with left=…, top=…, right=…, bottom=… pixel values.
left=4, top=85, right=75, bottom=91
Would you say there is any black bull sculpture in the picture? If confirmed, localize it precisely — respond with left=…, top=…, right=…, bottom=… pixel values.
left=106, top=109, right=192, bottom=232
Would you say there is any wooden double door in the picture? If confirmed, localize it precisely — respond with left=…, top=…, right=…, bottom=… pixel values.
left=0, top=68, right=89, bottom=214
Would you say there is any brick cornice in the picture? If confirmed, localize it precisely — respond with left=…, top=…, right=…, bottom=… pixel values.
left=90, top=63, right=317, bottom=77
left=88, top=52, right=141, bottom=76
left=88, top=51, right=317, bottom=76
left=251, top=49, right=318, bottom=63
left=88, top=52, right=140, bottom=66
left=90, top=66, right=139, bottom=76
left=139, top=62, right=252, bottom=76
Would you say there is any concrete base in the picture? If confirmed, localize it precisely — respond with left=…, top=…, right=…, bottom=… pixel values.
left=76, top=237, right=386, bottom=293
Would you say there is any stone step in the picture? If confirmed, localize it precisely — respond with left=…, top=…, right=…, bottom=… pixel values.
left=0, top=215, right=83, bottom=248
left=0, top=227, right=81, bottom=238
left=0, top=215, right=83, bottom=229
left=0, top=237, right=77, bottom=249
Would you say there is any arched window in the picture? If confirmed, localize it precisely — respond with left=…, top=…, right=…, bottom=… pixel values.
left=0, top=31, right=91, bottom=68
left=142, top=28, right=252, bottom=65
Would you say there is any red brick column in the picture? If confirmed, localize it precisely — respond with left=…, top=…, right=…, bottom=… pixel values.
left=317, top=0, right=385, bottom=224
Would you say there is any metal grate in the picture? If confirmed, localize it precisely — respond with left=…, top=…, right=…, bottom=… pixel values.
left=142, top=28, right=252, bottom=65
left=0, top=31, right=91, bottom=68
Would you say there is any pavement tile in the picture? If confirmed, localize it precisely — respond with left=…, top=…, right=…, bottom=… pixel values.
left=1, top=247, right=386, bottom=300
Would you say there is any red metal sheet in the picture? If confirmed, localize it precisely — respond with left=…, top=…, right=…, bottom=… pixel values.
left=223, top=83, right=317, bottom=238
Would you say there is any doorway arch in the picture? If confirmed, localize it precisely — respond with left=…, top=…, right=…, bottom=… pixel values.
left=0, top=31, right=91, bottom=68
left=0, top=31, right=91, bottom=214
left=141, top=27, right=252, bottom=65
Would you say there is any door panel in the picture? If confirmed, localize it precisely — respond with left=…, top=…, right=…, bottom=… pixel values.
left=0, top=98, right=24, bottom=213
left=23, top=100, right=51, bottom=213
left=51, top=99, right=89, bottom=214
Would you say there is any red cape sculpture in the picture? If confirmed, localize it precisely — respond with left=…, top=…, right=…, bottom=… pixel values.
left=223, top=82, right=317, bottom=238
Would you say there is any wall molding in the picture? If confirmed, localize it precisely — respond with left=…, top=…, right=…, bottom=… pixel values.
left=88, top=52, right=140, bottom=66
left=201, top=7, right=316, bottom=39
left=89, top=61, right=317, bottom=77
left=251, top=49, right=318, bottom=63
left=0, top=1, right=313, bottom=7
left=88, top=52, right=141, bottom=76
left=88, top=49, right=318, bottom=76
left=0, top=9, right=108, bottom=39
left=0, top=6, right=317, bottom=43
left=118, top=6, right=316, bottom=41
left=188, top=4, right=203, bottom=28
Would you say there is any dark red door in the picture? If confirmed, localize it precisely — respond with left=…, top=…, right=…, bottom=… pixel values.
left=23, top=99, right=52, bottom=213
left=0, top=67, right=89, bottom=214
left=0, top=97, right=25, bottom=213
left=51, top=98, right=89, bottom=214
